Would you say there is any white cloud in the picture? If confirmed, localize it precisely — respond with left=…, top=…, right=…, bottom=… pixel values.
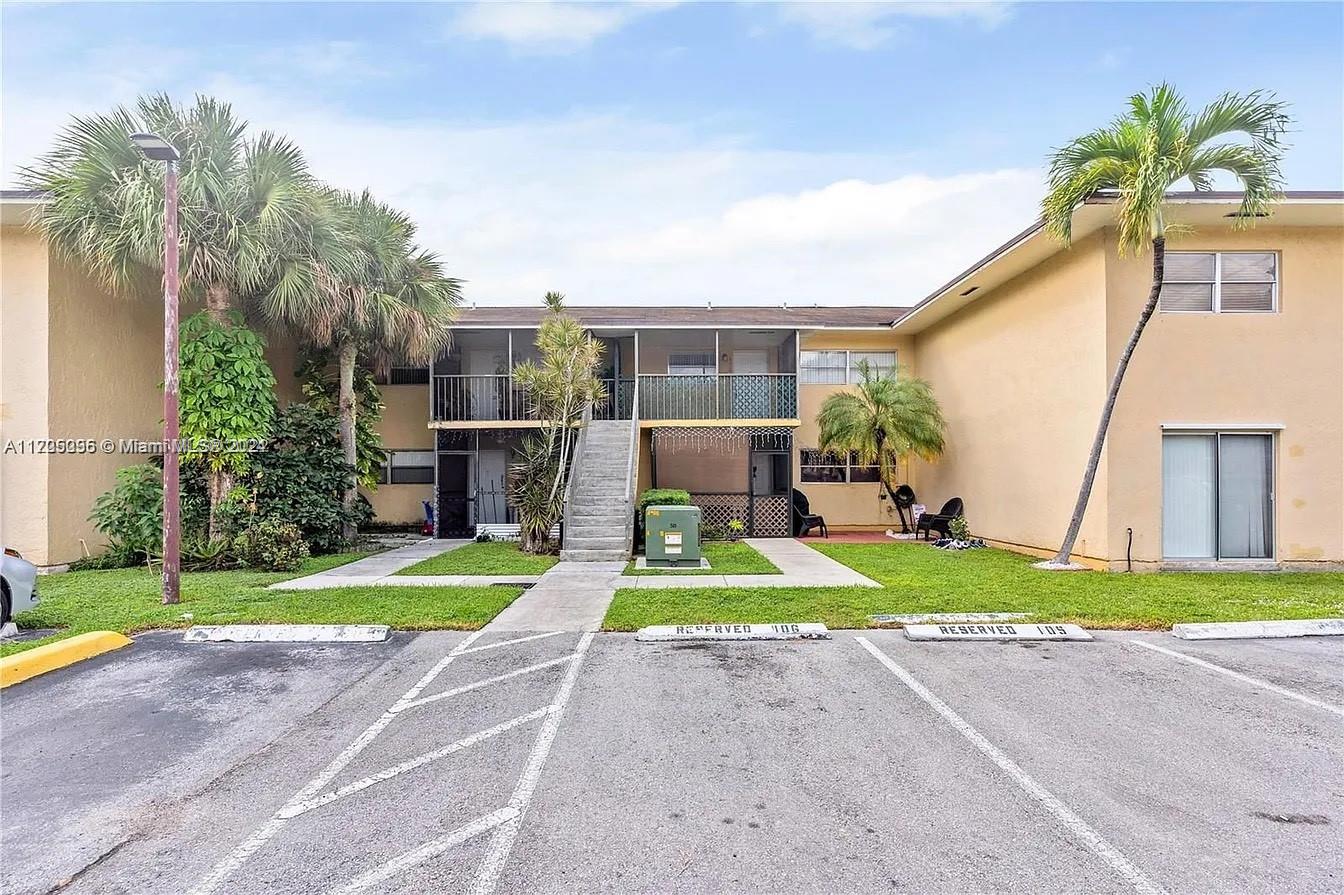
left=778, top=1, right=1013, bottom=50
left=449, top=1, right=674, bottom=54
left=3, top=58, right=1043, bottom=310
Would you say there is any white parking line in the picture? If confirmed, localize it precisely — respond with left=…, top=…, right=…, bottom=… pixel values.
left=191, top=629, right=489, bottom=895
left=458, top=631, right=566, bottom=655
left=1129, top=639, right=1344, bottom=718
left=281, top=706, right=555, bottom=818
left=330, top=806, right=520, bottom=894
left=336, top=631, right=596, bottom=895
left=470, top=631, right=596, bottom=895
left=856, top=636, right=1167, bottom=895
left=395, top=653, right=580, bottom=713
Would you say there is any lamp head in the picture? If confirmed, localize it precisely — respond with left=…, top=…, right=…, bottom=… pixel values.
left=130, top=133, right=180, bottom=162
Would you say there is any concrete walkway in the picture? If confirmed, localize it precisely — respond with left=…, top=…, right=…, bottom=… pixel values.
left=615, top=537, right=880, bottom=589
left=484, top=561, right=626, bottom=632
left=269, top=539, right=542, bottom=590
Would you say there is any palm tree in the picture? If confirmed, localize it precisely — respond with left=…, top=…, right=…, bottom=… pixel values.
left=22, top=93, right=330, bottom=326
left=816, top=361, right=946, bottom=510
left=1040, top=84, right=1290, bottom=567
left=280, top=191, right=460, bottom=541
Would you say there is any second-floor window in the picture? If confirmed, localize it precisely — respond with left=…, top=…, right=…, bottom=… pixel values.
left=1160, top=252, right=1277, bottom=313
left=799, top=350, right=896, bottom=384
left=667, top=352, right=715, bottom=375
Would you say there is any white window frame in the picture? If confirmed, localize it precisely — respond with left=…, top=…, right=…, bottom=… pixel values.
left=1162, top=251, right=1279, bottom=315
left=799, top=448, right=881, bottom=485
left=1160, top=428, right=1277, bottom=562
left=380, top=449, right=435, bottom=485
left=667, top=351, right=716, bottom=376
left=799, top=349, right=897, bottom=385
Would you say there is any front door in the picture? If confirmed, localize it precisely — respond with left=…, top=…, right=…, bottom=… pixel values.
left=732, top=350, right=770, bottom=417
left=437, top=454, right=472, bottom=537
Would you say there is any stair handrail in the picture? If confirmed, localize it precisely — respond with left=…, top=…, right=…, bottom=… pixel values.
left=560, top=400, right=594, bottom=549
left=622, top=386, right=640, bottom=555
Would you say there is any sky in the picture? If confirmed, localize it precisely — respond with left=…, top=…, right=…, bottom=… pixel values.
left=3, top=1, right=1341, bottom=308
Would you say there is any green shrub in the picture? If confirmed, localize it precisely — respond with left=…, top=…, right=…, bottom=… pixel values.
left=246, top=404, right=369, bottom=554
left=89, top=464, right=163, bottom=561
left=233, top=518, right=310, bottom=572
left=182, top=537, right=238, bottom=571
left=949, top=515, right=971, bottom=541
left=637, top=488, right=691, bottom=513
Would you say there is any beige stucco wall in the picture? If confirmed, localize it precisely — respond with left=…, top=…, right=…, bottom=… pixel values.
left=0, top=229, right=165, bottom=566
left=794, top=330, right=914, bottom=528
left=44, top=256, right=164, bottom=565
left=1103, top=224, right=1344, bottom=569
left=1, top=227, right=53, bottom=563
left=368, top=383, right=434, bottom=523
left=911, top=232, right=1111, bottom=560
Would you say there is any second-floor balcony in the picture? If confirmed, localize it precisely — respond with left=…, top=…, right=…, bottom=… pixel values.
left=431, top=373, right=797, bottom=423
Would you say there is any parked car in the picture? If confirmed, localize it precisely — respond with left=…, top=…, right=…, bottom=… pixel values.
left=2, top=547, right=39, bottom=625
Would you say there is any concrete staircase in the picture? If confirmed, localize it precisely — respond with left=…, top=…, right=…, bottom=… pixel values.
left=561, top=419, right=636, bottom=562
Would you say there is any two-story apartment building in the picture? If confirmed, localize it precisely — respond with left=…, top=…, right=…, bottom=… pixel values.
left=3, top=190, right=1341, bottom=570
left=368, top=306, right=912, bottom=542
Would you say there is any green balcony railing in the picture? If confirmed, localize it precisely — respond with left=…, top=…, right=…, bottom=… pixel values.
left=637, top=374, right=797, bottom=420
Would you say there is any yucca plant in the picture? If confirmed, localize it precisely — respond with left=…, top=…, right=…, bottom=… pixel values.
left=508, top=293, right=607, bottom=554
left=816, top=361, right=946, bottom=507
left=1040, top=84, right=1290, bottom=567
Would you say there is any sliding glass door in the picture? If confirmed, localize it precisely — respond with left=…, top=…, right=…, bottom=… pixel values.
left=1162, top=433, right=1273, bottom=560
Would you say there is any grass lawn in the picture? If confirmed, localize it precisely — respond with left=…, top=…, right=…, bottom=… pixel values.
left=602, top=541, right=1344, bottom=631
left=4, top=552, right=525, bottom=658
left=624, top=541, right=780, bottom=576
left=395, top=541, right=559, bottom=576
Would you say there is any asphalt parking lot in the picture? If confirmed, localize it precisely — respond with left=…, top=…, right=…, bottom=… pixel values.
left=1, top=628, right=1340, bottom=894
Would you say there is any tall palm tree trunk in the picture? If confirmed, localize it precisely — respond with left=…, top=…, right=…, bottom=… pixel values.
left=337, top=341, right=359, bottom=544
left=1051, top=236, right=1165, bottom=565
left=207, top=467, right=234, bottom=542
left=205, top=283, right=233, bottom=325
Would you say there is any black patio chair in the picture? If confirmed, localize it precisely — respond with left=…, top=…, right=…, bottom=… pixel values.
left=916, top=497, right=964, bottom=540
left=892, top=484, right=917, bottom=533
left=792, top=488, right=828, bottom=538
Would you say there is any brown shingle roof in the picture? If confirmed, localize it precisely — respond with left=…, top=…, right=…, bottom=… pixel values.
left=452, top=305, right=906, bottom=328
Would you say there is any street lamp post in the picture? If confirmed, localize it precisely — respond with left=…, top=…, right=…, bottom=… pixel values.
left=131, top=133, right=182, bottom=605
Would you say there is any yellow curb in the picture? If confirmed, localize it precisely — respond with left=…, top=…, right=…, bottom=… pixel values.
left=0, top=631, right=133, bottom=688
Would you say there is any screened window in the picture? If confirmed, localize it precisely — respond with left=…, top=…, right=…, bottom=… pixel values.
left=799, top=350, right=848, bottom=384
left=800, top=449, right=881, bottom=483
left=379, top=450, right=435, bottom=485
left=373, top=366, right=430, bottom=385
left=848, top=351, right=896, bottom=384
left=667, top=352, right=715, bottom=375
left=1160, top=252, right=1277, bottom=313
left=799, top=350, right=896, bottom=384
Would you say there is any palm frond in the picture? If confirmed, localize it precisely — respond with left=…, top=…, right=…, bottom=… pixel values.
left=1042, top=84, right=1291, bottom=255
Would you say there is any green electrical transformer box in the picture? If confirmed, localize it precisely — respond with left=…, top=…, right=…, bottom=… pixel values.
left=644, top=505, right=702, bottom=567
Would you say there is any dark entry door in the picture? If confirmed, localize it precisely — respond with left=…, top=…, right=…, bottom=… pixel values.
left=437, top=454, right=472, bottom=537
